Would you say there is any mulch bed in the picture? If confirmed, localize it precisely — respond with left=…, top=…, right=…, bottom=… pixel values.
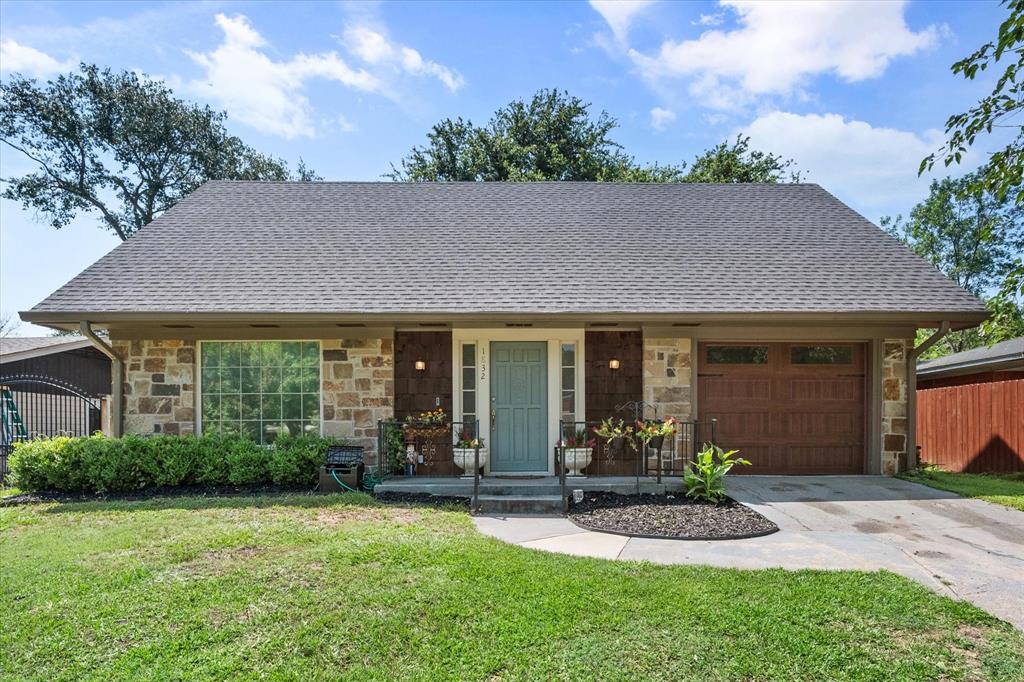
left=373, top=491, right=470, bottom=509
left=568, top=492, right=778, bottom=540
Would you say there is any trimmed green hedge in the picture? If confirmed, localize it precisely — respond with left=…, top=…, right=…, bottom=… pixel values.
left=9, top=433, right=346, bottom=493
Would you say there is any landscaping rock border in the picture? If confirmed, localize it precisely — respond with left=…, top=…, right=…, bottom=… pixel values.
left=567, top=492, right=778, bottom=540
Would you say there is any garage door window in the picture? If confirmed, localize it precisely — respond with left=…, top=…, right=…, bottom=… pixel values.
left=706, top=345, right=768, bottom=364
left=791, top=346, right=854, bottom=364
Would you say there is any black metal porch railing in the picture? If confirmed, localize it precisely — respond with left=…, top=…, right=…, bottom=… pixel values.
left=556, top=418, right=719, bottom=510
left=376, top=419, right=483, bottom=510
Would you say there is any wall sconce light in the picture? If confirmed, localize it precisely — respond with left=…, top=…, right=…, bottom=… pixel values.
left=608, top=359, right=620, bottom=370
left=414, top=360, right=427, bottom=371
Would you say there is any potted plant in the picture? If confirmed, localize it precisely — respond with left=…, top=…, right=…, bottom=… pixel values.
left=593, top=418, right=636, bottom=458
left=453, top=429, right=488, bottom=477
left=636, top=417, right=677, bottom=453
left=404, top=408, right=450, bottom=440
left=557, top=428, right=596, bottom=477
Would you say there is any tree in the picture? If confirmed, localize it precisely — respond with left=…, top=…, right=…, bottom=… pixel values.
left=921, top=1, right=1024, bottom=347
left=0, top=311, right=20, bottom=338
left=882, top=171, right=1024, bottom=356
left=682, top=136, right=801, bottom=183
left=921, top=0, right=1024, bottom=204
left=0, top=64, right=320, bottom=241
left=390, top=89, right=798, bottom=183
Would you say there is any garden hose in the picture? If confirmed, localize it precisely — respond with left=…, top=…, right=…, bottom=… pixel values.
left=329, top=468, right=359, bottom=494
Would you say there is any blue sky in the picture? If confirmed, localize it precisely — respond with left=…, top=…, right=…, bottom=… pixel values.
left=0, top=0, right=1010, bottom=335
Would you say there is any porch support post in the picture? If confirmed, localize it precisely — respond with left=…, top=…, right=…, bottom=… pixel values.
left=906, top=321, right=950, bottom=470
left=80, top=321, right=123, bottom=438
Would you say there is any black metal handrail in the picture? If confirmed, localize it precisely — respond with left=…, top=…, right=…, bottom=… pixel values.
left=556, top=418, right=719, bottom=509
left=376, top=419, right=483, bottom=511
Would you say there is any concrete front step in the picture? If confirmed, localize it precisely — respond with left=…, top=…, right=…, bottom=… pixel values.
left=476, top=494, right=564, bottom=514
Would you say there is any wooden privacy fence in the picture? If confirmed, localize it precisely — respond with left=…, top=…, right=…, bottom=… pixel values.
left=916, top=378, right=1023, bottom=473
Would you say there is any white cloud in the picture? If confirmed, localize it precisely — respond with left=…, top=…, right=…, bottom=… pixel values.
left=186, top=14, right=383, bottom=139
left=343, top=25, right=464, bottom=92
left=694, top=13, right=724, bottom=27
left=0, top=39, right=74, bottom=77
left=624, top=1, right=939, bottom=109
left=589, top=0, right=656, bottom=44
left=742, top=111, right=961, bottom=214
left=649, top=106, right=676, bottom=131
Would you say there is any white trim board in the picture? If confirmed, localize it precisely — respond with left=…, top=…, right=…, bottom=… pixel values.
left=451, top=327, right=586, bottom=476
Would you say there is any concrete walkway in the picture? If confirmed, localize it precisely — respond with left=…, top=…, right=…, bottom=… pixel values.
left=473, top=476, right=1024, bottom=629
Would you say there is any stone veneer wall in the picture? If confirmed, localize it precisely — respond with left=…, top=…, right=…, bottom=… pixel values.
left=881, top=338, right=911, bottom=474
left=642, top=337, right=693, bottom=420
left=116, top=337, right=394, bottom=461
left=321, top=337, right=394, bottom=459
left=114, top=339, right=197, bottom=435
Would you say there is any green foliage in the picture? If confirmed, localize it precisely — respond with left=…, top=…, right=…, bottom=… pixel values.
left=900, top=469, right=1024, bottom=512
left=268, top=433, right=333, bottom=486
left=883, top=172, right=1024, bottom=357
left=0, top=63, right=319, bottom=241
left=226, top=438, right=270, bottom=486
left=684, top=443, right=750, bottom=504
left=4, top=495, right=1021, bottom=679
left=921, top=0, right=1024, bottom=205
left=981, top=259, right=1024, bottom=343
left=9, top=433, right=345, bottom=493
left=390, top=89, right=797, bottom=184
left=592, top=417, right=636, bottom=447
left=682, top=135, right=801, bottom=183
left=382, top=422, right=406, bottom=473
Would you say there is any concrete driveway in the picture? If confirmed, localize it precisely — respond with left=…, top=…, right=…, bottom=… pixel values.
left=473, top=476, right=1024, bottom=629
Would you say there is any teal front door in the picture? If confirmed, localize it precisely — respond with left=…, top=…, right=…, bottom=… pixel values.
left=490, top=342, right=548, bottom=472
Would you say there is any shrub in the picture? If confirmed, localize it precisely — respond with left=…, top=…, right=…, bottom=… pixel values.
left=195, top=433, right=233, bottom=486
left=683, top=443, right=750, bottom=504
left=269, top=434, right=331, bottom=486
left=226, top=438, right=270, bottom=485
left=9, top=432, right=346, bottom=493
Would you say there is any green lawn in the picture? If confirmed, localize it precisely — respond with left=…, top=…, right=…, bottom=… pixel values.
left=901, top=470, right=1024, bottom=512
left=2, top=494, right=1022, bottom=681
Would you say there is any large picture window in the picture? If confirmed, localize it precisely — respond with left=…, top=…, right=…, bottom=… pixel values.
left=200, top=341, right=321, bottom=443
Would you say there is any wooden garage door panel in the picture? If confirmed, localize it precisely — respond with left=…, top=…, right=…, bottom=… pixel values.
left=702, top=377, right=772, bottom=401
left=698, top=342, right=866, bottom=475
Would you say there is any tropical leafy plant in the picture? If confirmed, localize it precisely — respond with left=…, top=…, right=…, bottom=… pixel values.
left=683, top=444, right=751, bottom=504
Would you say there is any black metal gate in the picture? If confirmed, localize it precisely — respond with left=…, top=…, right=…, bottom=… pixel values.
left=0, top=374, right=103, bottom=479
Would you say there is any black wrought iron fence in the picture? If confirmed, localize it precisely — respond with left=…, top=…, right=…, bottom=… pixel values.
left=376, top=419, right=483, bottom=478
left=1, top=375, right=104, bottom=480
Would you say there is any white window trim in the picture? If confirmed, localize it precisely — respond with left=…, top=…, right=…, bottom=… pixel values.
left=451, top=328, right=585, bottom=475
left=195, top=339, right=324, bottom=440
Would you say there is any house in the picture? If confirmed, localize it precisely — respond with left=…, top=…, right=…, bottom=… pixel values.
left=0, top=335, right=113, bottom=475
left=916, top=337, right=1023, bottom=472
left=20, top=181, right=988, bottom=477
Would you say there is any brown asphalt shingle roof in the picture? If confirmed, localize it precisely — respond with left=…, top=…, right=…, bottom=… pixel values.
left=27, top=181, right=986, bottom=318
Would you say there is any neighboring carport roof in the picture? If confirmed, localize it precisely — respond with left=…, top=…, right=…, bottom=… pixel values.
left=917, top=337, right=1024, bottom=378
left=22, top=181, right=987, bottom=324
left=0, top=336, right=97, bottom=364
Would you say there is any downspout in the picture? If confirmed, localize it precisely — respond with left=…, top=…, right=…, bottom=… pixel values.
left=80, top=321, right=123, bottom=437
left=905, top=321, right=950, bottom=470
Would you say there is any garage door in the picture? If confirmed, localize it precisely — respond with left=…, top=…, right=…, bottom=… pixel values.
left=697, top=342, right=866, bottom=474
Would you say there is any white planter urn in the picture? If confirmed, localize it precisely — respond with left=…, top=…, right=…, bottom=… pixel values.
left=453, top=447, right=488, bottom=477
left=563, top=448, right=593, bottom=477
